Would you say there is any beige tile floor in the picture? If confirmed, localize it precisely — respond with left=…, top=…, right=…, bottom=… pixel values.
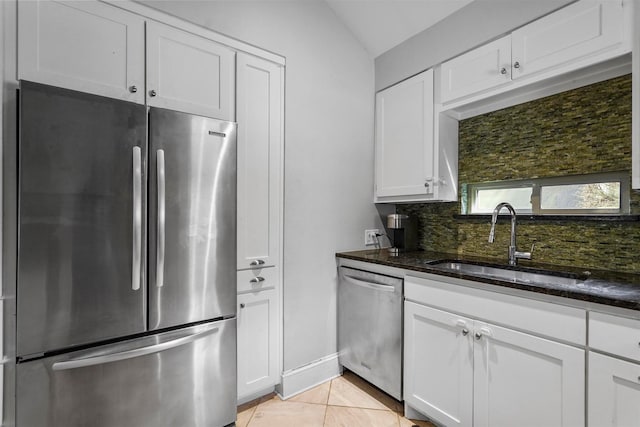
left=237, top=370, right=437, bottom=427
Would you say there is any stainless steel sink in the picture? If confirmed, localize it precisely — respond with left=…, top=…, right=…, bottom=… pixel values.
left=430, top=261, right=586, bottom=287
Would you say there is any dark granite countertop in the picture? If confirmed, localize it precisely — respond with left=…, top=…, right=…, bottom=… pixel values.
left=336, top=249, right=640, bottom=311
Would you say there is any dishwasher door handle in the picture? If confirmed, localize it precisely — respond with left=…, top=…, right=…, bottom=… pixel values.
left=343, top=275, right=396, bottom=292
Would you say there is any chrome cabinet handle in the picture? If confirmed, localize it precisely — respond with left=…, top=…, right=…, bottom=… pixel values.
left=132, top=146, right=142, bottom=291
left=250, top=277, right=265, bottom=284
left=250, top=259, right=265, bottom=267
left=462, top=328, right=469, bottom=336
left=475, top=332, right=483, bottom=340
left=513, top=61, right=521, bottom=69
left=129, top=85, right=137, bottom=93
left=240, top=303, right=246, bottom=309
left=52, top=325, right=219, bottom=371
left=156, top=149, right=166, bottom=288
left=500, top=67, right=507, bottom=75
left=149, top=89, right=157, bottom=97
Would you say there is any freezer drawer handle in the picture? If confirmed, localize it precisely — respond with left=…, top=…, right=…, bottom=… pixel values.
left=156, top=149, right=166, bottom=288
left=343, top=275, right=396, bottom=292
left=52, top=325, right=220, bottom=371
left=132, top=146, right=142, bottom=291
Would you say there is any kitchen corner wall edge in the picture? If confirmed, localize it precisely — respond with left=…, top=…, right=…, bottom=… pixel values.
left=101, top=0, right=286, bottom=66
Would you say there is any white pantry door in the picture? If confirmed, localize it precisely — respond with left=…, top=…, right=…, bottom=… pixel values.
left=236, top=53, right=283, bottom=270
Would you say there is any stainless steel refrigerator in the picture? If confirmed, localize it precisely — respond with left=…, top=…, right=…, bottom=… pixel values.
left=15, top=81, right=237, bottom=426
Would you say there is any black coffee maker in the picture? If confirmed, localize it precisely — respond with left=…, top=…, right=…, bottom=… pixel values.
left=386, top=214, right=417, bottom=255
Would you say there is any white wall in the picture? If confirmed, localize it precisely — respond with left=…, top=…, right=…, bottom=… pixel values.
left=375, top=0, right=574, bottom=91
left=138, top=0, right=383, bottom=373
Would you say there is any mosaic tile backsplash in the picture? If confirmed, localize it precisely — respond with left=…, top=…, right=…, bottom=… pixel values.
left=397, top=74, right=640, bottom=273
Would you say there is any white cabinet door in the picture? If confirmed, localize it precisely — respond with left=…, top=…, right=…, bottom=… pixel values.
left=512, top=0, right=624, bottom=80
left=473, top=322, right=585, bottom=427
left=146, top=21, right=235, bottom=120
left=440, top=36, right=511, bottom=103
left=404, top=302, right=473, bottom=427
left=236, top=53, right=283, bottom=270
left=589, top=351, right=640, bottom=427
left=375, top=69, right=434, bottom=199
left=237, top=289, right=279, bottom=400
left=18, top=0, right=144, bottom=104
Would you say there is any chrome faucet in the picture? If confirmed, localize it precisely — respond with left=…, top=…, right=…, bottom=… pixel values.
left=488, top=202, right=532, bottom=266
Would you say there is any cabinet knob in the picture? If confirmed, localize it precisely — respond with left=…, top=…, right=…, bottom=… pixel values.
left=149, top=90, right=157, bottom=97
left=513, top=61, right=521, bottom=69
left=500, top=68, right=507, bottom=75
left=474, top=332, right=483, bottom=340
left=129, top=85, right=138, bottom=93
left=249, top=276, right=265, bottom=284
left=240, top=303, right=245, bottom=309
left=461, top=328, right=469, bottom=336
left=250, top=259, right=265, bottom=267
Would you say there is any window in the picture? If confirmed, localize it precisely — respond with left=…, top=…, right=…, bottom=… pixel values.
left=466, top=172, right=630, bottom=215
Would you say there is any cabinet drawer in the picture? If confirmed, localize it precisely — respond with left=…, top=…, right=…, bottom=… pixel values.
left=590, top=312, right=640, bottom=362
left=237, top=267, right=278, bottom=294
left=405, top=273, right=586, bottom=345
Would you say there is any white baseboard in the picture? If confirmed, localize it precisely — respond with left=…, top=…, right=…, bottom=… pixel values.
left=277, top=353, right=342, bottom=400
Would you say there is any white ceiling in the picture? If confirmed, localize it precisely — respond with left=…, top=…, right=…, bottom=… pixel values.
left=324, top=0, right=474, bottom=57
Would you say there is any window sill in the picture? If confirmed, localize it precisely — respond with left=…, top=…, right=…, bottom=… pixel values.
left=454, top=214, right=640, bottom=222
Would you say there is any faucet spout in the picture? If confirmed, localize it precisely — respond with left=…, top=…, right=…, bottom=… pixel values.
left=488, top=202, right=531, bottom=265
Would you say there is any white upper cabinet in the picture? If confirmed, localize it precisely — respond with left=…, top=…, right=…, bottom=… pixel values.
left=375, top=69, right=448, bottom=202
left=146, top=22, right=236, bottom=120
left=511, top=0, right=625, bottom=79
left=440, top=36, right=512, bottom=104
left=439, top=0, right=626, bottom=105
left=375, top=68, right=458, bottom=202
left=236, top=53, right=283, bottom=270
left=18, top=0, right=236, bottom=118
left=18, top=0, right=145, bottom=104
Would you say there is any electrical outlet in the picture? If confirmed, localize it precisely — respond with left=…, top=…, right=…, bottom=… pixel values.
left=365, top=229, right=380, bottom=245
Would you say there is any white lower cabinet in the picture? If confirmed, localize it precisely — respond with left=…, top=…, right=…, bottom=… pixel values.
left=589, top=352, right=640, bottom=427
left=588, top=311, right=640, bottom=427
left=404, top=302, right=473, bottom=427
left=404, top=275, right=585, bottom=427
left=472, top=321, right=584, bottom=427
left=237, top=289, right=279, bottom=401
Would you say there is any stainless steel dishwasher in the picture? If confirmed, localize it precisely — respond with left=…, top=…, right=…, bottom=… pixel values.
left=338, top=266, right=403, bottom=400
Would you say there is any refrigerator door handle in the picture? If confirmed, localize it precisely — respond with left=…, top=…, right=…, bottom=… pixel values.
left=132, top=146, right=142, bottom=291
left=156, top=149, right=166, bottom=288
left=52, top=325, right=220, bottom=371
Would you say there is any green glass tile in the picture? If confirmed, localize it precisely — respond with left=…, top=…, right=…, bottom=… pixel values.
left=397, top=74, right=640, bottom=273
